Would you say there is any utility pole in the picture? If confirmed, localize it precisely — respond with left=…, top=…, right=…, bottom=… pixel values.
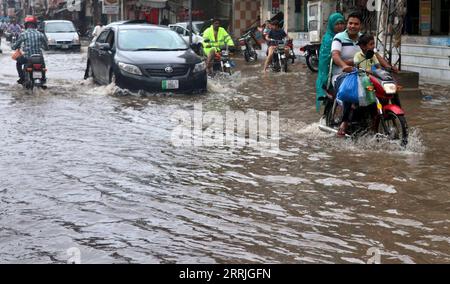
left=188, top=0, right=192, bottom=45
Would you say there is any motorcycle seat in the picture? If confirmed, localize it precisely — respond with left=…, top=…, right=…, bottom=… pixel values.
left=28, top=54, right=44, bottom=64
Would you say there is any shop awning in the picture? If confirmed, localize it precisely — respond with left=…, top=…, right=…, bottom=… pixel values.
left=139, top=0, right=168, bottom=9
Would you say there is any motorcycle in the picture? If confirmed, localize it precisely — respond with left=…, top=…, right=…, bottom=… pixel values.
left=286, top=39, right=296, bottom=64
left=23, top=54, right=47, bottom=93
left=238, top=28, right=258, bottom=62
left=300, top=43, right=320, bottom=72
left=203, top=38, right=235, bottom=76
left=270, top=40, right=289, bottom=73
left=320, top=51, right=408, bottom=146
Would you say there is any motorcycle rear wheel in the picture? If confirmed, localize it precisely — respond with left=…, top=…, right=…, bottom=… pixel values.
left=306, top=53, right=319, bottom=73
left=379, top=112, right=409, bottom=146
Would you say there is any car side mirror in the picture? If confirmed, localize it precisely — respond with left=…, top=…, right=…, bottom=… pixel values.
left=98, top=43, right=111, bottom=51
left=365, top=49, right=375, bottom=60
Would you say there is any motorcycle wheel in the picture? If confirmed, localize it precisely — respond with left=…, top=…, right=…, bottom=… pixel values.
left=282, top=58, right=288, bottom=73
left=271, top=55, right=281, bottom=72
left=224, top=67, right=232, bottom=76
left=379, top=112, right=409, bottom=146
left=244, top=50, right=251, bottom=62
left=306, top=53, right=319, bottom=73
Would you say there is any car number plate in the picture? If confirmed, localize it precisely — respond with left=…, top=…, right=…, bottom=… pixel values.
left=162, top=80, right=179, bottom=90
left=33, top=71, right=41, bottom=78
left=62, top=44, right=69, bottom=49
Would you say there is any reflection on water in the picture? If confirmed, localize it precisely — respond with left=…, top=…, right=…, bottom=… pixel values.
left=0, top=50, right=449, bottom=263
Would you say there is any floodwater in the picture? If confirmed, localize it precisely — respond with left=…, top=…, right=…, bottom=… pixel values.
left=0, top=44, right=449, bottom=263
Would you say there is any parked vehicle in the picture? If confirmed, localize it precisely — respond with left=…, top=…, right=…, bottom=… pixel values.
left=238, top=28, right=258, bottom=62
left=300, top=43, right=320, bottom=72
left=22, top=54, right=47, bottom=93
left=86, top=21, right=207, bottom=93
left=169, top=21, right=204, bottom=56
left=320, top=52, right=408, bottom=146
left=286, top=39, right=296, bottom=64
left=40, top=20, right=81, bottom=51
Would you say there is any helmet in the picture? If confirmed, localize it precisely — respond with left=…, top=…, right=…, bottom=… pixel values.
left=24, top=15, right=37, bottom=24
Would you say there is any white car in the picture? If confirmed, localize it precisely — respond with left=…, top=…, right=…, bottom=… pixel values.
left=169, top=21, right=204, bottom=46
left=40, top=20, right=81, bottom=51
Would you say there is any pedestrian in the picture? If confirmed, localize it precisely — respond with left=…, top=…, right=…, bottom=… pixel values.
left=92, top=21, right=104, bottom=38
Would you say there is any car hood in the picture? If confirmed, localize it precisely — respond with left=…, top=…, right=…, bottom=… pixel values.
left=117, top=49, right=201, bottom=65
left=45, top=32, right=77, bottom=41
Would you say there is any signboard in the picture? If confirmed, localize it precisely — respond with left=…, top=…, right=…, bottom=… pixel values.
left=420, top=0, right=431, bottom=35
left=272, top=0, right=280, bottom=14
left=103, top=0, right=120, bottom=15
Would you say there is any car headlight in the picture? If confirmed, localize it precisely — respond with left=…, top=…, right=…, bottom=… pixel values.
left=383, top=83, right=397, bottom=94
left=193, top=61, right=206, bottom=73
left=48, top=38, right=56, bottom=44
left=118, top=62, right=142, bottom=76
left=73, top=36, right=80, bottom=44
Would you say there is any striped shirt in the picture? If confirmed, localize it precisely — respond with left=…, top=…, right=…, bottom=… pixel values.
left=12, top=28, right=48, bottom=56
left=331, top=30, right=361, bottom=78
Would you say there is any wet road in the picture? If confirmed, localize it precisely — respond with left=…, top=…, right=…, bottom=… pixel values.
left=0, top=45, right=449, bottom=263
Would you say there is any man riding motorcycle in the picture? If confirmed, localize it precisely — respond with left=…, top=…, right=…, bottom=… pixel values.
left=11, top=15, right=48, bottom=85
left=6, top=18, right=22, bottom=42
left=202, top=19, right=235, bottom=75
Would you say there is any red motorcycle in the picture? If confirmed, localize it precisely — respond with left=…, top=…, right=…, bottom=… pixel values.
left=286, top=39, right=296, bottom=64
left=320, top=52, right=408, bottom=146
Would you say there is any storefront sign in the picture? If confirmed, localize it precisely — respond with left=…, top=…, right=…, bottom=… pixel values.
left=272, top=0, right=280, bottom=14
left=103, top=0, right=120, bottom=15
left=420, top=0, right=431, bottom=35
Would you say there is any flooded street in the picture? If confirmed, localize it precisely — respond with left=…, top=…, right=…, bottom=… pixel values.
left=0, top=45, right=449, bottom=264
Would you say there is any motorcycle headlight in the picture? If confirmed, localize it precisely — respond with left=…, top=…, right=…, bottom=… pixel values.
left=193, top=61, right=206, bottom=73
left=118, top=62, right=142, bottom=76
left=383, top=83, right=397, bottom=94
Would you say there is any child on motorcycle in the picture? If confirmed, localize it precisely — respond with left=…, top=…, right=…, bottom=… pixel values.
left=354, top=33, right=399, bottom=73
left=354, top=34, right=380, bottom=72
left=263, top=20, right=291, bottom=72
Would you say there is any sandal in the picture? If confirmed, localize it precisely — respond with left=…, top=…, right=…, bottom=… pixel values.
left=337, top=122, right=348, bottom=137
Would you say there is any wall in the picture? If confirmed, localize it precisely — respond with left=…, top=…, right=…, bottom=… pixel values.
left=233, top=0, right=260, bottom=36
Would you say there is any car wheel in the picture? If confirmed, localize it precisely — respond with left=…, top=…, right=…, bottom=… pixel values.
left=87, top=61, right=96, bottom=81
left=109, top=71, right=117, bottom=84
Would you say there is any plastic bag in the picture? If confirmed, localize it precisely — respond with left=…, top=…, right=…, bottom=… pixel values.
left=360, top=73, right=376, bottom=106
left=337, top=71, right=376, bottom=106
left=337, top=71, right=359, bottom=104
left=11, top=49, right=22, bottom=61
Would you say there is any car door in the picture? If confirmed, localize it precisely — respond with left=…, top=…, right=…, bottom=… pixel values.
left=97, top=29, right=115, bottom=83
left=90, top=30, right=109, bottom=81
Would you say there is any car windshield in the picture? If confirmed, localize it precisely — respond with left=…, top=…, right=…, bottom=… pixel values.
left=193, top=23, right=203, bottom=34
left=45, top=22, right=76, bottom=33
left=118, top=29, right=188, bottom=51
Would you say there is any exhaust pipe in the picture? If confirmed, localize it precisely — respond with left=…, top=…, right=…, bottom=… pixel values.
left=318, top=125, right=351, bottom=138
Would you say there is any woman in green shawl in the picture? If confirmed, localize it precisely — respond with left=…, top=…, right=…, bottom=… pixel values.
left=315, top=12, right=346, bottom=112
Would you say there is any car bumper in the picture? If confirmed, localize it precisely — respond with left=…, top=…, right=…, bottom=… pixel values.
left=49, top=44, right=81, bottom=50
left=115, top=70, right=208, bottom=93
